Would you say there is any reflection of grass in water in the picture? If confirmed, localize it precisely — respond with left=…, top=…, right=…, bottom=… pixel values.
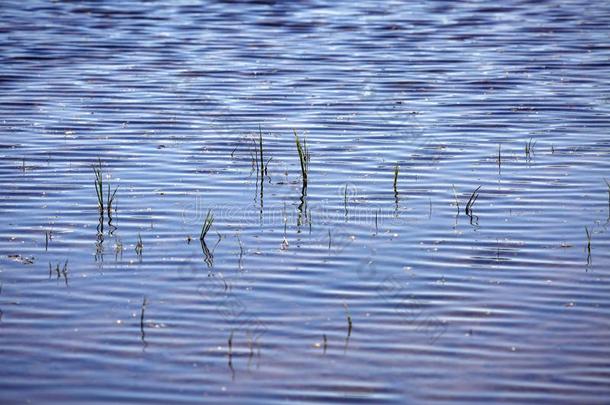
left=140, top=296, right=147, bottom=345
left=452, top=184, right=460, bottom=215
left=228, top=330, right=235, bottom=379
left=498, top=143, right=502, bottom=173
left=344, top=184, right=349, bottom=218
left=49, top=260, right=69, bottom=286
left=585, top=226, right=592, bottom=260
left=200, top=239, right=214, bottom=268
left=393, top=163, right=399, bottom=195
left=525, top=137, right=536, bottom=160
left=393, top=163, right=399, bottom=210
left=343, top=303, right=352, bottom=337
left=375, top=209, right=380, bottom=233
left=604, top=179, right=610, bottom=218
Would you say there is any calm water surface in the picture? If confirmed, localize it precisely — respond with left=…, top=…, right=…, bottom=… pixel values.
left=1, top=1, right=610, bottom=403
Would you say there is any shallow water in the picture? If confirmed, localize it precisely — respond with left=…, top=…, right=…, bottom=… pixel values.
left=1, top=1, right=610, bottom=403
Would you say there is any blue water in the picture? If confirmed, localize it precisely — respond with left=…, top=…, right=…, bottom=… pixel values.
left=1, top=1, right=610, bottom=403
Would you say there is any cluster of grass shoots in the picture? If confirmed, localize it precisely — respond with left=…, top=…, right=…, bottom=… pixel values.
left=465, top=186, right=481, bottom=216
left=252, top=126, right=271, bottom=180
left=259, top=127, right=265, bottom=176
left=525, top=137, right=536, bottom=160
left=135, top=233, right=143, bottom=255
left=294, top=130, right=310, bottom=187
left=199, top=209, right=214, bottom=241
left=93, top=159, right=118, bottom=219
left=44, top=230, right=52, bottom=251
